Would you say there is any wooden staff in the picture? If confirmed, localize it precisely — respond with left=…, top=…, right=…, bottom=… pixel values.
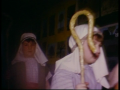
left=69, top=10, right=96, bottom=83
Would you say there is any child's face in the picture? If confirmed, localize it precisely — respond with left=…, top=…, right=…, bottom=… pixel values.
left=83, top=35, right=102, bottom=64
left=22, top=40, right=36, bottom=58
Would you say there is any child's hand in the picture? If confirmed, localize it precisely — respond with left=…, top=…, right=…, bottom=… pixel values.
left=75, top=82, right=89, bottom=89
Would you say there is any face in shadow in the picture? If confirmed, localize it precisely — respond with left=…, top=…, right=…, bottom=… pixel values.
left=22, top=39, right=36, bottom=58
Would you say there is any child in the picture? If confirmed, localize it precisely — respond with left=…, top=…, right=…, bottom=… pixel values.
left=10, top=33, right=52, bottom=89
left=51, top=24, right=110, bottom=89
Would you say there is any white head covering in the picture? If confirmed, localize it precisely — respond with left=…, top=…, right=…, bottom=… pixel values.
left=55, top=24, right=110, bottom=88
left=12, top=33, right=48, bottom=66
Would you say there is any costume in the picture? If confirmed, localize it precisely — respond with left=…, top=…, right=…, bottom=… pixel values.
left=51, top=24, right=110, bottom=89
left=10, top=33, right=52, bottom=89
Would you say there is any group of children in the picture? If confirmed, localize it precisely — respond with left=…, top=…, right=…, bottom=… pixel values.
left=8, top=24, right=118, bottom=89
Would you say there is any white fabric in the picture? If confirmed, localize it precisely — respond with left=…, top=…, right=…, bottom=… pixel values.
left=55, top=24, right=110, bottom=88
left=12, top=33, right=48, bottom=66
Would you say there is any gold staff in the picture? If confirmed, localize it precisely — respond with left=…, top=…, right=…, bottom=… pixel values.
left=69, top=10, right=96, bottom=83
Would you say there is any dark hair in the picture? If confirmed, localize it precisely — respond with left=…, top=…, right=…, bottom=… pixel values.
left=23, top=38, right=36, bottom=43
left=93, top=33, right=104, bottom=43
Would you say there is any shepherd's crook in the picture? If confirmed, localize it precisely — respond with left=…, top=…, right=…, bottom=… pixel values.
left=69, top=10, right=96, bottom=83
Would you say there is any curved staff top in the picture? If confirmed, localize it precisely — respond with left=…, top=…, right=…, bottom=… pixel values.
left=69, top=10, right=97, bottom=83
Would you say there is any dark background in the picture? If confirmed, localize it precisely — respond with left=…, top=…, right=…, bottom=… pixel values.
left=2, top=0, right=63, bottom=33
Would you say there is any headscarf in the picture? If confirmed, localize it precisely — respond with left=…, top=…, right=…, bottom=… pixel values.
left=55, top=24, right=110, bottom=88
left=12, top=33, right=48, bottom=66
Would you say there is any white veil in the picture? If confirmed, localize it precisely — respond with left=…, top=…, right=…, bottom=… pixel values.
left=12, top=33, right=48, bottom=66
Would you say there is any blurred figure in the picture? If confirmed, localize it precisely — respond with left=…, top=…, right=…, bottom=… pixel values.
left=8, top=33, right=52, bottom=89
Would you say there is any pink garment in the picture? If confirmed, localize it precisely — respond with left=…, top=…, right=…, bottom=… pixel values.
left=25, top=58, right=38, bottom=83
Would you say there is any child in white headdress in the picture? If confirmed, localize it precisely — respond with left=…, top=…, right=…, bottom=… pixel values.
left=50, top=24, right=110, bottom=89
left=10, top=33, right=52, bottom=89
